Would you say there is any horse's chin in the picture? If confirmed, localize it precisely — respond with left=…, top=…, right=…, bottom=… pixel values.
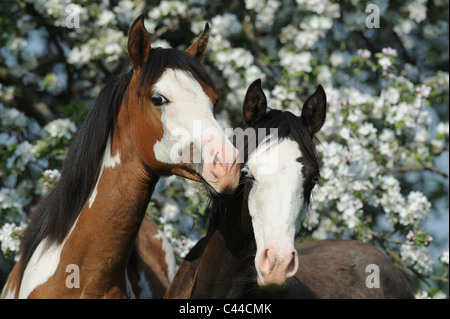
left=195, top=173, right=235, bottom=201
left=201, top=178, right=234, bottom=201
left=257, top=276, right=290, bottom=292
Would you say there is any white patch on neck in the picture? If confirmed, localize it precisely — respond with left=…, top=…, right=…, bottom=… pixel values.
left=125, top=267, right=153, bottom=299
left=1, top=281, right=16, bottom=299
left=124, top=229, right=175, bottom=299
left=153, top=229, right=176, bottom=283
left=125, top=270, right=136, bottom=299
left=137, top=271, right=152, bottom=299
left=88, top=135, right=120, bottom=208
left=18, top=216, right=79, bottom=299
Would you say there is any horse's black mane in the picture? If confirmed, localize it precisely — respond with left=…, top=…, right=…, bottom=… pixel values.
left=254, top=109, right=318, bottom=162
left=19, top=48, right=216, bottom=275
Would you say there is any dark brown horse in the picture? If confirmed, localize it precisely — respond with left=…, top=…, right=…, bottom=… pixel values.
left=165, top=80, right=415, bottom=299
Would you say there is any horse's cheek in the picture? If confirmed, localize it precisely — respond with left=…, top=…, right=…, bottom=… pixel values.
left=134, top=107, right=164, bottom=167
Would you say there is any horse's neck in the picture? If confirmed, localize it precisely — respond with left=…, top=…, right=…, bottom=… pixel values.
left=166, top=185, right=254, bottom=298
left=64, top=130, right=156, bottom=294
left=25, top=128, right=157, bottom=298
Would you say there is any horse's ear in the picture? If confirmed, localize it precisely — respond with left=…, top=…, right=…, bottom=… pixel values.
left=185, top=23, right=209, bottom=62
left=243, top=79, right=267, bottom=127
left=300, top=85, right=327, bottom=136
left=128, top=14, right=151, bottom=70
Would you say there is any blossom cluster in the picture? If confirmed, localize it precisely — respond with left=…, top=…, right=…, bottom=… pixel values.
left=401, top=244, right=434, bottom=274
left=0, top=0, right=448, bottom=297
left=0, top=223, right=26, bottom=261
left=407, top=229, right=433, bottom=247
left=44, top=119, right=77, bottom=142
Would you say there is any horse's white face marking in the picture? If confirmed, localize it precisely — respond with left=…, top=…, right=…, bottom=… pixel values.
left=152, top=68, right=235, bottom=166
left=18, top=216, right=79, bottom=298
left=246, top=138, right=305, bottom=285
left=88, top=135, right=120, bottom=208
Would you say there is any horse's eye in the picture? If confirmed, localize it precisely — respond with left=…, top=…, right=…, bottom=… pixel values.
left=312, top=175, right=320, bottom=184
left=241, top=165, right=255, bottom=181
left=151, top=94, right=169, bottom=106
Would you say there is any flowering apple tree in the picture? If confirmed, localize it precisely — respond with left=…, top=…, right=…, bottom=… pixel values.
left=0, top=0, right=448, bottom=298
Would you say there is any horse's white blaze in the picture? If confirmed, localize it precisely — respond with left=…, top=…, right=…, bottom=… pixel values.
left=152, top=68, right=234, bottom=165
left=246, top=138, right=304, bottom=281
left=88, top=135, right=120, bottom=208
left=153, top=229, right=176, bottom=283
left=18, top=216, right=79, bottom=298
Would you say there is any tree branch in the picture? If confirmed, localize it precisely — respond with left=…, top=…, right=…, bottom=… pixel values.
left=393, top=166, right=449, bottom=179
left=0, top=66, right=55, bottom=125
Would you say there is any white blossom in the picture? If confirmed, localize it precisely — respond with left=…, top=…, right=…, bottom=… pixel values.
left=244, top=0, right=260, bottom=10
left=97, top=11, right=115, bottom=26
left=357, top=49, right=371, bottom=59
left=6, top=141, right=38, bottom=172
left=416, top=84, right=432, bottom=99
left=294, top=31, right=321, bottom=51
left=432, top=291, right=448, bottom=299
left=279, top=49, right=313, bottom=73
left=296, top=0, right=330, bottom=15
left=440, top=250, right=449, bottom=265
left=114, top=0, right=143, bottom=25
left=357, top=122, right=377, bottom=137
left=44, top=119, right=77, bottom=141
left=229, top=48, right=253, bottom=69
left=378, top=56, right=392, bottom=70
left=211, top=13, right=242, bottom=36
left=385, top=86, right=401, bottom=105
left=162, top=200, right=180, bottom=222
left=394, top=20, right=415, bottom=36
left=337, top=193, right=363, bottom=229
left=6, top=37, right=27, bottom=53
left=401, top=244, right=434, bottom=274
left=43, top=169, right=61, bottom=181
left=407, top=1, right=427, bottom=23
left=67, top=44, right=92, bottom=65
left=0, top=222, right=26, bottom=261
left=414, top=128, right=430, bottom=143
left=0, top=104, right=28, bottom=128
left=436, top=122, right=449, bottom=137
left=381, top=47, right=398, bottom=57
left=397, top=191, right=431, bottom=226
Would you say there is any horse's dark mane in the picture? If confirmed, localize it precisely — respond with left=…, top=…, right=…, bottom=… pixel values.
left=255, top=109, right=318, bottom=164
left=138, top=48, right=216, bottom=96
left=19, top=47, right=216, bottom=275
left=207, top=109, right=319, bottom=232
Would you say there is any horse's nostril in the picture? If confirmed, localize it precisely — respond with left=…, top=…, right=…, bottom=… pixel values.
left=286, top=252, right=298, bottom=277
left=260, top=246, right=280, bottom=275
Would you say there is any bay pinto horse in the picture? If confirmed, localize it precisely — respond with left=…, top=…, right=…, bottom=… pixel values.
left=165, top=80, right=415, bottom=299
left=1, top=15, right=241, bottom=299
